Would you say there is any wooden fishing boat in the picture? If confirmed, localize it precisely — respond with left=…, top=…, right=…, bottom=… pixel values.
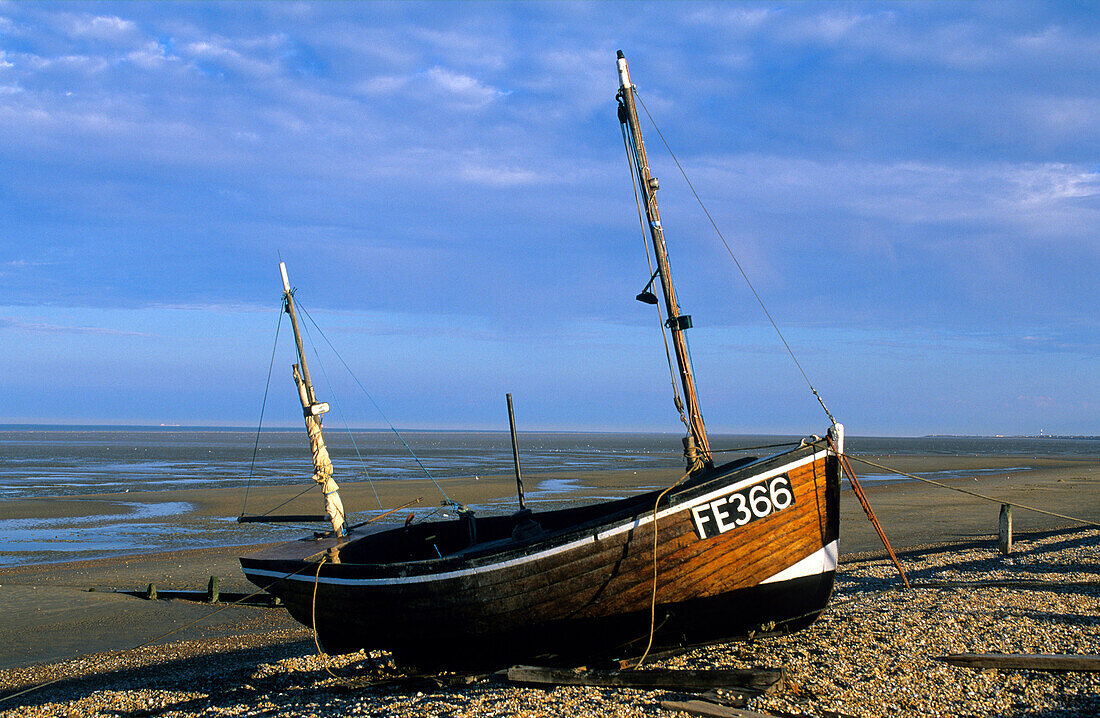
left=239, top=51, right=842, bottom=669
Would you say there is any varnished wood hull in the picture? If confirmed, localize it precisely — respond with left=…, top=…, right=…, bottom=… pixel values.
left=240, top=439, right=840, bottom=668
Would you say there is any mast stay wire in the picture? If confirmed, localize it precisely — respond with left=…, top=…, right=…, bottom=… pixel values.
left=634, top=93, right=837, bottom=427
left=295, top=303, right=458, bottom=508
left=295, top=300, right=384, bottom=511
left=619, top=118, right=689, bottom=429
left=241, top=305, right=284, bottom=517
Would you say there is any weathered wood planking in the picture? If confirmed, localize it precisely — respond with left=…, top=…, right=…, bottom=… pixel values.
left=937, top=654, right=1100, bottom=672
left=505, top=665, right=784, bottom=691
left=659, top=700, right=777, bottom=718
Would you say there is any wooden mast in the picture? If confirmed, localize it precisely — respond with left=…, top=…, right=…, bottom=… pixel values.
left=616, top=51, right=712, bottom=471
left=280, top=262, right=346, bottom=536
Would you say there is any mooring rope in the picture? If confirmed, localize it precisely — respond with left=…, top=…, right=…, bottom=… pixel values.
left=634, top=469, right=692, bottom=668
left=843, top=454, right=1100, bottom=528
left=634, top=92, right=837, bottom=428
left=310, top=555, right=346, bottom=682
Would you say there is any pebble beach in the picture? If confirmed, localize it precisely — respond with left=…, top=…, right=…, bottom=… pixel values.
left=1, top=457, right=1097, bottom=717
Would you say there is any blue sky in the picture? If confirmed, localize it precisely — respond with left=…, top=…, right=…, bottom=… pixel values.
left=0, top=1, right=1096, bottom=436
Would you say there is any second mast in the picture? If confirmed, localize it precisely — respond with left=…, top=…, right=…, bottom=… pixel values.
left=280, top=261, right=347, bottom=536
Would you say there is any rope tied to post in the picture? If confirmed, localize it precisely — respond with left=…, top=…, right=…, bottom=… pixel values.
left=843, top=454, right=1100, bottom=529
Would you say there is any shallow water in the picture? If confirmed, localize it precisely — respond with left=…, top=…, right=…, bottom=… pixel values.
left=0, top=428, right=1095, bottom=566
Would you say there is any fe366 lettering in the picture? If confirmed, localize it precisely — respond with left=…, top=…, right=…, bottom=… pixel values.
left=690, top=474, right=795, bottom=539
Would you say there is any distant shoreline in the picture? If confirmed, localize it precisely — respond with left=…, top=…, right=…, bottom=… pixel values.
left=0, top=424, right=689, bottom=435
left=3, top=424, right=1098, bottom=440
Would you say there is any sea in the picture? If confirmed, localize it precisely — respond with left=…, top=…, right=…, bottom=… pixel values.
left=0, top=427, right=1097, bottom=566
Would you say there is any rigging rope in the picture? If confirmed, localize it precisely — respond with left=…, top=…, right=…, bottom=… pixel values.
left=620, top=116, right=688, bottom=431
left=295, top=303, right=458, bottom=508
left=296, top=301, right=384, bottom=511
left=634, top=93, right=837, bottom=427
left=709, top=441, right=802, bottom=454
left=256, top=482, right=321, bottom=518
left=844, top=454, right=1100, bottom=528
left=241, top=307, right=284, bottom=517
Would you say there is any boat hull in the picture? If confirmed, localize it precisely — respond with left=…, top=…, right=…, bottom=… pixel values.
left=241, top=440, right=840, bottom=668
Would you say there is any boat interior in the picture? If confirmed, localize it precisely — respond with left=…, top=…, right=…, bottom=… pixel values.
left=333, top=454, right=762, bottom=566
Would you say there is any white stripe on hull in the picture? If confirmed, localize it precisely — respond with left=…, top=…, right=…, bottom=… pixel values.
left=760, top=540, right=838, bottom=584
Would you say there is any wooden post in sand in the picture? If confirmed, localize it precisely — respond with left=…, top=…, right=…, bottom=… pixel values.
left=999, top=504, right=1013, bottom=555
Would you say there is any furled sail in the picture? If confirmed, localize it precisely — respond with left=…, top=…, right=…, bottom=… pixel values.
left=292, top=365, right=345, bottom=536
left=281, top=262, right=346, bottom=537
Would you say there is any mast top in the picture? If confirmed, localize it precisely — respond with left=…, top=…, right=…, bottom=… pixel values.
left=616, top=50, right=630, bottom=90
left=279, top=261, right=291, bottom=294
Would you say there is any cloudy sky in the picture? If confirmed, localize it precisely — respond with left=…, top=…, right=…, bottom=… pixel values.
left=1, top=1, right=1096, bottom=436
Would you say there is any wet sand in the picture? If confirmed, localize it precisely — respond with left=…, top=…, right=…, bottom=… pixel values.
left=0, top=453, right=1096, bottom=681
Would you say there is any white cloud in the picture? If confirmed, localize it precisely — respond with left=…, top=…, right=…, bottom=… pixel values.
left=357, top=74, right=410, bottom=95
left=355, top=65, right=505, bottom=109
left=68, top=14, right=138, bottom=41
left=126, top=40, right=170, bottom=70
left=183, top=37, right=280, bottom=78
left=459, top=163, right=538, bottom=187
left=1012, top=164, right=1100, bottom=204
left=682, top=154, right=1099, bottom=250
left=0, top=316, right=149, bottom=337
left=425, top=66, right=504, bottom=106
left=1026, top=95, right=1100, bottom=137
left=686, top=5, right=771, bottom=31
left=28, top=53, right=111, bottom=74
left=781, top=9, right=883, bottom=45
left=410, top=27, right=508, bottom=72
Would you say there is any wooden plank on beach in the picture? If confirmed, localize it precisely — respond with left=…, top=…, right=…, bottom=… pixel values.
left=660, top=699, right=775, bottom=717
left=506, top=665, right=784, bottom=692
left=936, top=653, right=1100, bottom=672
left=912, top=580, right=1100, bottom=590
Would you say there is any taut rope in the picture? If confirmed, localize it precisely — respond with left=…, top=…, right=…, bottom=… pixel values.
left=844, top=454, right=1100, bottom=529
left=635, top=92, right=837, bottom=427
left=241, top=306, right=284, bottom=517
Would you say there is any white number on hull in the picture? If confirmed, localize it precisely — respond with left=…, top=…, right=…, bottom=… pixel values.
left=690, top=475, right=795, bottom=539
